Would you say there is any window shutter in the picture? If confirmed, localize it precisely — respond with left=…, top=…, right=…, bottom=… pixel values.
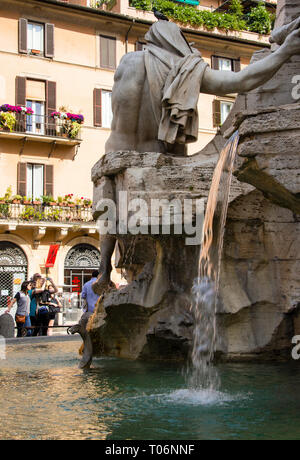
left=46, top=81, right=56, bottom=135
left=100, top=36, right=109, bottom=68
left=15, top=76, right=26, bottom=132
left=212, top=100, right=221, bottom=127
left=93, top=88, right=102, bottom=127
left=108, top=38, right=116, bottom=69
left=17, top=163, right=27, bottom=197
left=233, top=58, right=241, bottom=73
left=45, top=23, right=54, bottom=58
left=15, top=76, right=26, bottom=106
left=44, top=165, right=54, bottom=196
left=211, top=55, right=219, bottom=70
left=100, top=35, right=116, bottom=69
left=18, top=18, right=28, bottom=54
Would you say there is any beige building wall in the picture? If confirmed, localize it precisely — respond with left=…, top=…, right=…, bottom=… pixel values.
left=0, top=0, right=271, bottom=300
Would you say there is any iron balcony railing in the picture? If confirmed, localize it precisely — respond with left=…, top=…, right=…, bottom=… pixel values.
left=0, top=113, right=82, bottom=140
left=0, top=202, right=94, bottom=223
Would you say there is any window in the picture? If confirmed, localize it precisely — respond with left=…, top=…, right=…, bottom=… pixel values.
left=211, top=55, right=241, bottom=73
left=27, top=22, right=44, bottom=55
left=102, top=90, right=113, bottom=128
left=26, top=101, right=45, bottom=135
left=19, top=19, right=54, bottom=58
left=135, top=41, right=147, bottom=51
left=100, top=35, right=116, bottom=69
left=212, top=99, right=234, bottom=127
left=93, top=88, right=113, bottom=128
left=17, top=163, right=53, bottom=197
left=26, top=164, right=44, bottom=200
left=220, top=101, right=234, bottom=125
left=218, top=58, right=232, bottom=72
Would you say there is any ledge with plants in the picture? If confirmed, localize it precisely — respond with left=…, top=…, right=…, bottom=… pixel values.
left=51, top=109, right=84, bottom=139
left=0, top=104, right=34, bottom=132
left=129, top=0, right=274, bottom=35
left=0, top=187, right=93, bottom=222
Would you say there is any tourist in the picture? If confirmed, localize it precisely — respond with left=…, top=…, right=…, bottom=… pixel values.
left=28, top=273, right=45, bottom=337
left=35, top=277, right=59, bottom=336
left=81, top=271, right=100, bottom=314
left=6, top=281, right=32, bottom=338
left=47, top=292, right=62, bottom=336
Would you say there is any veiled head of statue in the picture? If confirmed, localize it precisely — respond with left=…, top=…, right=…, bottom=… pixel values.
left=145, top=20, right=193, bottom=57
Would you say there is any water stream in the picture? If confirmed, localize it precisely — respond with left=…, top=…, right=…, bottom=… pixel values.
left=189, top=131, right=240, bottom=390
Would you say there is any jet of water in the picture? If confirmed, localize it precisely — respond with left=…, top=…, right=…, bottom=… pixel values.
left=188, top=131, right=239, bottom=390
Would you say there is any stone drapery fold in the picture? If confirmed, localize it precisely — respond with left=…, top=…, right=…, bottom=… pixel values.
left=144, top=21, right=208, bottom=145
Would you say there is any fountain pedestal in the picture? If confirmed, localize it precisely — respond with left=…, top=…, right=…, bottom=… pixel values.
left=90, top=151, right=249, bottom=360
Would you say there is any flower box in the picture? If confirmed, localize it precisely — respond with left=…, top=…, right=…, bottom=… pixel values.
left=30, top=49, right=41, bottom=55
left=12, top=200, right=21, bottom=204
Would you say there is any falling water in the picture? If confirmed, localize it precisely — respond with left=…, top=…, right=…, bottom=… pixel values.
left=188, top=131, right=239, bottom=390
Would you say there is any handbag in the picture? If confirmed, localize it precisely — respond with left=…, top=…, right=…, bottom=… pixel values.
left=38, top=305, right=49, bottom=315
left=48, top=305, right=60, bottom=315
left=15, top=314, right=26, bottom=324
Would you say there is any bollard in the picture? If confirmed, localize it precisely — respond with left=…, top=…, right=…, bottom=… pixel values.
left=0, top=313, right=15, bottom=339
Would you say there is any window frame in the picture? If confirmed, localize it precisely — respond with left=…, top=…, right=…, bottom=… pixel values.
left=26, top=163, right=45, bottom=200
left=211, top=55, right=241, bottom=73
left=220, top=100, right=234, bottom=125
left=18, top=18, right=54, bottom=59
left=27, top=20, right=45, bottom=56
left=101, top=89, right=113, bottom=129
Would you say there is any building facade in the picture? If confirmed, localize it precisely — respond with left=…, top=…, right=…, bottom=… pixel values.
left=0, top=0, right=273, bottom=314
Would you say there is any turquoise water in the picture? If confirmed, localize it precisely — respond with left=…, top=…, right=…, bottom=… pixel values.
left=1, top=340, right=300, bottom=440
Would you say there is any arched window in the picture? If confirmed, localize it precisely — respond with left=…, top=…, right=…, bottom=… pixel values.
left=0, top=242, right=28, bottom=309
left=64, top=243, right=101, bottom=294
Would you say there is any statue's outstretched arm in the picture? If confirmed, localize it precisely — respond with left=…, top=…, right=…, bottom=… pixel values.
left=201, top=27, right=300, bottom=97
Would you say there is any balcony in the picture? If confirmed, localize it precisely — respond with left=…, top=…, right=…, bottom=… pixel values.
left=0, top=113, right=82, bottom=146
left=0, top=202, right=97, bottom=244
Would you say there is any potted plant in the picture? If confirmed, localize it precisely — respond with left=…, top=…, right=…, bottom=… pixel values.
left=4, top=186, right=12, bottom=203
left=64, top=194, right=75, bottom=207
left=33, top=198, right=41, bottom=206
left=83, top=198, right=92, bottom=207
left=22, top=196, right=32, bottom=205
left=75, top=197, right=84, bottom=207
left=42, top=195, right=56, bottom=206
left=68, top=121, right=81, bottom=139
left=0, top=197, right=5, bottom=205
left=12, top=194, right=22, bottom=204
left=51, top=109, right=84, bottom=139
left=0, top=112, right=17, bottom=132
left=57, top=196, right=65, bottom=207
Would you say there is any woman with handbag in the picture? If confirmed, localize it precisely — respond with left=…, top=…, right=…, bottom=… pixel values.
left=6, top=281, right=32, bottom=338
left=47, top=293, right=62, bottom=336
left=35, top=277, right=58, bottom=336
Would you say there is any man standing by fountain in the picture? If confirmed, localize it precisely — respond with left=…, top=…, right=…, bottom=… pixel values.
left=93, top=15, right=300, bottom=295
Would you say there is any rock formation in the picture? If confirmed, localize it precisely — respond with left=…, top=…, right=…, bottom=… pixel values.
left=85, top=0, right=300, bottom=363
left=217, top=0, right=300, bottom=360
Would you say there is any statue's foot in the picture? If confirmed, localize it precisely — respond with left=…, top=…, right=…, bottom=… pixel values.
left=92, top=273, right=110, bottom=295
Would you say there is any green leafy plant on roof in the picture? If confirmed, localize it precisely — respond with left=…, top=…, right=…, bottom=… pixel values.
left=129, top=0, right=273, bottom=35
